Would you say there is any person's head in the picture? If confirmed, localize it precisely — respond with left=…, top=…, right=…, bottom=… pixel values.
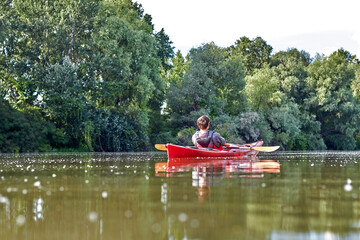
left=197, top=115, right=210, bottom=130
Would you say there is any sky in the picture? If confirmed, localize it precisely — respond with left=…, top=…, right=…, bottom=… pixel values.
left=137, top=0, right=360, bottom=58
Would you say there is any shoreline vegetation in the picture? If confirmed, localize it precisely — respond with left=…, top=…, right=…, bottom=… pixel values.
left=1, top=0, right=360, bottom=153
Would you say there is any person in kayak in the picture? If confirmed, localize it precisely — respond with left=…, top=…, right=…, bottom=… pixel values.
left=192, top=115, right=225, bottom=149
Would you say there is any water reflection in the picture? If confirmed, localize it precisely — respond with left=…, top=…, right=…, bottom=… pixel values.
left=33, top=197, right=44, bottom=221
left=155, top=157, right=280, bottom=202
left=155, top=157, right=280, bottom=179
left=271, top=230, right=360, bottom=240
left=1, top=152, right=360, bottom=240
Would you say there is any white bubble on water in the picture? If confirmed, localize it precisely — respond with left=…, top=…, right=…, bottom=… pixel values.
left=102, top=191, right=108, bottom=198
left=85, top=180, right=89, bottom=184
left=178, top=213, right=188, bottom=222
left=59, top=186, right=65, bottom=191
left=124, top=210, right=132, bottom=218
left=24, top=178, right=28, bottom=182
left=0, top=195, right=8, bottom=204
left=33, top=181, right=41, bottom=188
left=347, top=179, right=352, bottom=184
left=344, top=184, right=353, bottom=192
left=22, top=189, right=28, bottom=195
left=37, top=203, right=43, bottom=212
left=52, top=174, right=56, bottom=178
left=16, top=215, right=26, bottom=226
left=88, top=212, right=98, bottom=222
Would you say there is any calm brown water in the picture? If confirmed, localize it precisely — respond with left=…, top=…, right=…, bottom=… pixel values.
left=0, top=151, right=360, bottom=240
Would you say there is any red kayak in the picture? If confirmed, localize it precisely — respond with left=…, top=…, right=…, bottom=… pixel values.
left=166, top=141, right=263, bottom=159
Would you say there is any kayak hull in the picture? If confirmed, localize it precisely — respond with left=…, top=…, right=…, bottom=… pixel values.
left=166, top=141, right=263, bottom=159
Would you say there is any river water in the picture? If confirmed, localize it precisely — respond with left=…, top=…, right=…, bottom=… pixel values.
left=0, top=151, right=360, bottom=240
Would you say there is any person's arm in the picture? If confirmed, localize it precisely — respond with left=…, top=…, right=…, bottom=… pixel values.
left=192, top=133, right=197, bottom=146
left=213, top=132, right=225, bottom=147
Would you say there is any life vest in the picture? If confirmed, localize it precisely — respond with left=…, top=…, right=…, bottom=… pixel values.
left=194, top=130, right=222, bottom=149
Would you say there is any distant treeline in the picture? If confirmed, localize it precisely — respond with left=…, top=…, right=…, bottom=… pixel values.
left=1, top=0, right=360, bottom=152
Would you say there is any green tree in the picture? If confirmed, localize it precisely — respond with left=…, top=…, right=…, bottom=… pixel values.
left=217, top=55, right=247, bottom=115
left=148, top=28, right=174, bottom=147
left=230, top=36, right=273, bottom=74
left=0, top=0, right=171, bottom=152
left=0, top=0, right=99, bottom=151
left=351, top=61, right=360, bottom=99
left=271, top=48, right=312, bottom=68
left=155, top=28, right=174, bottom=70
left=245, top=56, right=325, bottom=149
left=245, top=66, right=284, bottom=111
left=41, top=57, right=89, bottom=148
left=164, top=50, right=189, bottom=88
left=270, top=48, right=311, bottom=105
left=166, top=43, right=247, bottom=127
left=164, top=43, right=249, bottom=144
left=76, top=0, right=170, bottom=151
left=0, top=0, right=99, bottom=107
left=166, top=43, right=222, bottom=119
left=0, top=98, right=68, bottom=152
left=305, top=49, right=360, bottom=149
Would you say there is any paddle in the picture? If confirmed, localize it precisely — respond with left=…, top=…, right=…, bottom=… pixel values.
left=249, top=146, right=280, bottom=152
left=155, top=144, right=168, bottom=151
left=154, top=144, right=280, bottom=153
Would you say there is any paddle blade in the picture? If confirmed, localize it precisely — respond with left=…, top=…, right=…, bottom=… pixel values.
left=155, top=144, right=167, bottom=151
left=252, top=146, right=280, bottom=152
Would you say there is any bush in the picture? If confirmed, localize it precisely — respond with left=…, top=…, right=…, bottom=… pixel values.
left=0, top=100, right=68, bottom=152
left=176, top=127, right=196, bottom=146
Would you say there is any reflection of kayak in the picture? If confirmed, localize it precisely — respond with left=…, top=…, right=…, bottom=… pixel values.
left=155, top=158, right=280, bottom=175
left=166, top=157, right=251, bottom=168
left=167, top=141, right=264, bottom=159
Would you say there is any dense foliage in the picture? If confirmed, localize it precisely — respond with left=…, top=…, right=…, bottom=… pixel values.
left=0, top=0, right=173, bottom=152
left=1, top=0, right=360, bottom=152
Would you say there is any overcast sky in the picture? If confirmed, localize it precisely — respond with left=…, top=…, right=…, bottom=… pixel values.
left=137, top=0, right=360, bottom=58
